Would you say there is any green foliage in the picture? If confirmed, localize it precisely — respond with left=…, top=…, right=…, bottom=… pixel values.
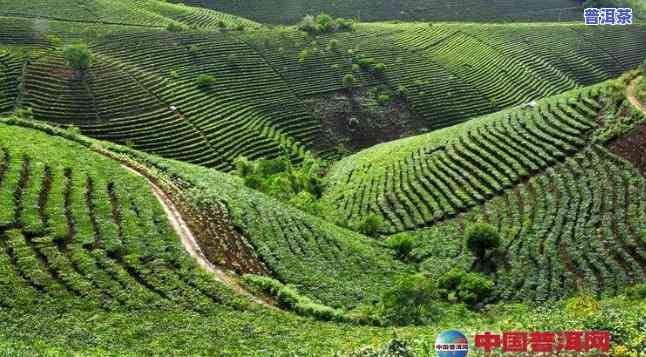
left=437, top=269, right=494, bottom=307
left=565, top=294, right=600, bottom=318
left=327, top=39, right=339, bottom=52
left=356, top=213, right=385, bottom=237
left=348, top=340, right=414, bottom=357
left=297, top=14, right=353, bottom=34
left=242, top=274, right=345, bottom=321
left=63, top=43, right=93, bottom=71
left=195, top=74, right=216, bottom=89
left=385, top=234, right=416, bottom=261
left=373, top=63, right=386, bottom=73
left=343, top=74, right=357, bottom=88
left=465, top=223, right=500, bottom=258
left=15, top=107, right=33, bottom=119
left=166, top=22, right=187, bottom=32
left=396, top=85, right=409, bottom=99
left=377, top=94, right=391, bottom=106
left=624, top=284, right=646, bottom=300
left=378, top=274, right=437, bottom=326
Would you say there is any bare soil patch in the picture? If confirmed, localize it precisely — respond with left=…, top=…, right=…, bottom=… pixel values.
left=608, top=123, right=646, bottom=175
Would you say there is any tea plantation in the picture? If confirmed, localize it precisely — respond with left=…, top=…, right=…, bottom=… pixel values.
left=0, top=0, right=645, bottom=355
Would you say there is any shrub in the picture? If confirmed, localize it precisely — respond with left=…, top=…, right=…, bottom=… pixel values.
left=624, top=284, right=646, bottom=300
left=356, top=57, right=376, bottom=69
left=63, top=43, right=93, bottom=71
left=195, top=74, right=216, bottom=89
left=315, top=13, right=336, bottom=33
left=357, top=213, right=384, bottom=237
left=217, top=20, right=227, bottom=29
left=327, top=39, right=339, bottom=52
left=437, top=269, right=494, bottom=307
left=396, top=85, right=409, bottom=99
left=233, top=156, right=255, bottom=177
left=15, top=107, right=33, bottom=119
left=465, top=223, right=500, bottom=258
left=166, top=22, right=187, bottom=32
left=385, top=234, right=416, bottom=261
left=343, top=74, right=356, bottom=88
left=297, top=15, right=318, bottom=33
left=377, top=94, right=391, bottom=106
left=298, top=14, right=353, bottom=34
left=336, top=18, right=354, bottom=31
left=379, top=274, right=437, bottom=325
left=234, top=23, right=245, bottom=31
left=373, top=63, right=386, bottom=73
left=242, top=274, right=344, bottom=321
left=565, top=294, right=600, bottom=318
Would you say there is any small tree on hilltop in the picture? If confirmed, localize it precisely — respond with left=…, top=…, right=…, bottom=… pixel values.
left=63, top=43, right=93, bottom=75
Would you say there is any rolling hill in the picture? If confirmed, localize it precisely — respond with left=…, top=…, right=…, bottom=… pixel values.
left=1, top=12, right=645, bottom=167
left=175, top=0, right=586, bottom=24
left=1, top=0, right=646, bottom=355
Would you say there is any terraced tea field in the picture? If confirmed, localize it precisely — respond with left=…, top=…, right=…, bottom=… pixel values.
left=0, top=124, right=233, bottom=310
left=179, top=0, right=584, bottom=24
left=3, top=16, right=644, bottom=168
left=0, top=0, right=645, bottom=355
left=324, top=85, right=609, bottom=232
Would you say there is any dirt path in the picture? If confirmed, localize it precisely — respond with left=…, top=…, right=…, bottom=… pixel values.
left=118, top=164, right=274, bottom=308
left=626, top=76, right=645, bottom=114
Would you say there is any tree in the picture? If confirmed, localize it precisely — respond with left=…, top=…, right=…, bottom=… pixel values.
left=342, top=74, right=356, bottom=89
left=63, top=43, right=93, bottom=73
left=356, top=213, right=384, bottom=237
left=437, top=269, right=494, bottom=308
left=379, top=274, right=437, bottom=325
left=166, top=22, right=187, bottom=32
left=465, top=223, right=500, bottom=259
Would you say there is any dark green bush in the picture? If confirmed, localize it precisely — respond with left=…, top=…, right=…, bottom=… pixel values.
left=379, top=274, right=437, bottom=326
left=437, top=269, right=494, bottom=307
left=373, top=63, right=386, bottom=73
left=465, top=223, right=500, bottom=258
left=297, top=14, right=353, bottom=34
left=343, top=74, right=356, bottom=88
left=195, top=74, right=216, bottom=89
left=385, top=234, right=416, bottom=261
left=166, top=22, right=187, bottom=32
left=356, top=213, right=384, bottom=237
left=624, top=284, right=646, bottom=300
left=63, top=43, right=93, bottom=71
left=377, top=94, right=391, bottom=106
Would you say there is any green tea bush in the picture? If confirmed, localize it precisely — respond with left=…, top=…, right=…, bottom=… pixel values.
left=437, top=269, right=494, bottom=307
left=624, top=284, right=646, bottom=300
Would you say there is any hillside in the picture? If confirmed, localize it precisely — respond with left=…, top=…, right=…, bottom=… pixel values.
left=1, top=14, right=645, bottom=167
left=1, top=0, right=646, bottom=355
left=0, top=77, right=644, bottom=354
left=175, top=0, right=585, bottom=24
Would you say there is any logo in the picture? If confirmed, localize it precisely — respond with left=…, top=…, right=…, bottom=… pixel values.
left=584, top=8, right=632, bottom=25
left=435, top=330, right=469, bottom=357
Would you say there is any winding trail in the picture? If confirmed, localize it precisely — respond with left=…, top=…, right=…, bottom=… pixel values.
left=626, top=76, right=645, bottom=114
left=108, top=156, right=274, bottom=308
